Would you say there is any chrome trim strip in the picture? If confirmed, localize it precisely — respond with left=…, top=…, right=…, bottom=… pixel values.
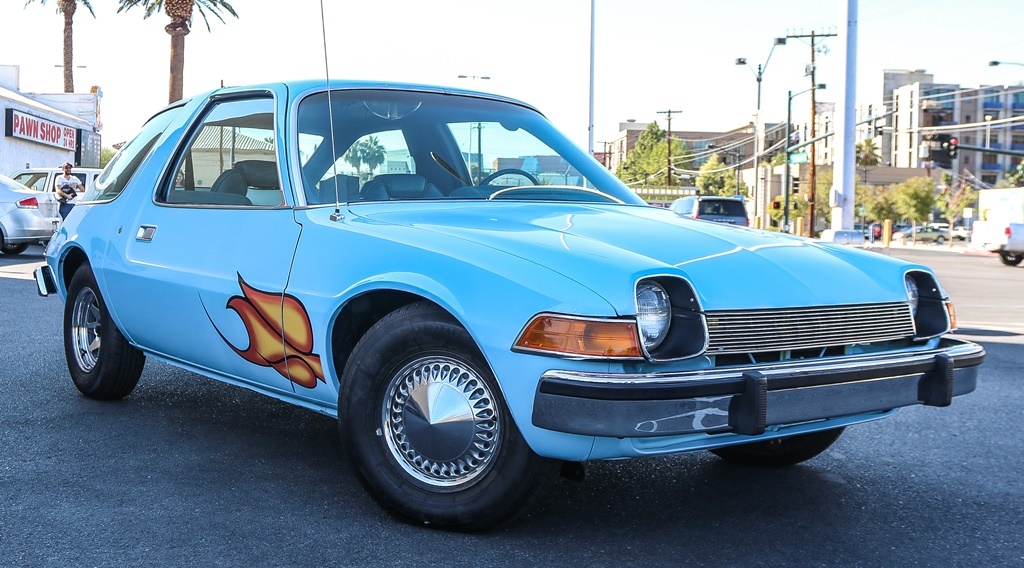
left=540, top=337, right=984, bottom=386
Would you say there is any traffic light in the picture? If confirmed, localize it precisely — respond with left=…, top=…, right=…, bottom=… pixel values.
left=933, top=134, right=956, bottom=168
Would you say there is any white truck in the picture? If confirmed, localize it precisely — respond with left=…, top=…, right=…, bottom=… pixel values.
left=970, top=187, right=1024, bottom=266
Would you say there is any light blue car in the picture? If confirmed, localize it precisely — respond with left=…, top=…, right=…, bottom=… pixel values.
left=35, top=81, right=984, bottom=531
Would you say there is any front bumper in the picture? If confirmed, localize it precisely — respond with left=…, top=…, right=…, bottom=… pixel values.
left=532, top=337, right=984, bottom=438
left=33, top=265, right=58, bottom=297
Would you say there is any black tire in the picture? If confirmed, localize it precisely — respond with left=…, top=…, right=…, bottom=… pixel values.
left=1, top=241, right=30, bottom=255
left=64, top=266, right=145, bottom=399
left=999, top=251, right=1023, bottom=266
left=936, top=236, right=946, bottom=245
left=709, top=427, right=845, bottom=467
left=338, top=301, right=557, bottom=531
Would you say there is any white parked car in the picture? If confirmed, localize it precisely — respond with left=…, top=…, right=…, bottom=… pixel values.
left=0, top=173, right=60, bottom=255
left=9, top=167, right=102, bottom=196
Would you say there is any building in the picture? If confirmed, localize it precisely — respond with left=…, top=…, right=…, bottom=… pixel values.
left=1, top=64, right=102, bottom=176
left=602, top=120, right=785, bottom=175
left=890, top=78, right=1024, bottom=186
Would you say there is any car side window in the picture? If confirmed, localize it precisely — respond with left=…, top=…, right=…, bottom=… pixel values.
left=162, top=97, right=283, bottom=207
left=86, top=106, right=182, bottom=202
left=12, top=173, right=47, bottom=191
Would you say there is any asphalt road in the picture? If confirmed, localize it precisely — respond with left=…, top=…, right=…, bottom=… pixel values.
left=1, top=244, right=1022, bottom=567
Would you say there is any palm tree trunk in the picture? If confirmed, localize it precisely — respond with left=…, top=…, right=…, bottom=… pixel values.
left=60, top=1, right=76, bottom=93
left=168, top=29, right=187, bottom=103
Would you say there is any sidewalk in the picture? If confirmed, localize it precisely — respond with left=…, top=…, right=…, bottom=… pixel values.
left=857, top=239, right=996, bottom=256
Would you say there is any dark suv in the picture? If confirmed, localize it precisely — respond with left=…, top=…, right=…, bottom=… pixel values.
left=669, top=195, right=749, bottom=226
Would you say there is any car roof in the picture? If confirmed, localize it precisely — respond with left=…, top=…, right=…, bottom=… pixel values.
left=147, top=79, right=542, bottom=122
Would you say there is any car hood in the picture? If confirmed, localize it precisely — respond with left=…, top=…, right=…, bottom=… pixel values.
left=351, top=202, right=921, bottom=312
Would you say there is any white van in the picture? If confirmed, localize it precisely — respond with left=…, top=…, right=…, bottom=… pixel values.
left=9, top=167, right=103, bottom=197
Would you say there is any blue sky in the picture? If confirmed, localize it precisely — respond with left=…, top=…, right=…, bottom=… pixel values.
left=1, top=0, right=1022, bottom=149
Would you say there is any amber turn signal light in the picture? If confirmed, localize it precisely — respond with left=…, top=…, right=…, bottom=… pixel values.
left=514, top=315, right=643, bottom=359
left=945, top=301, right=958, bottom=331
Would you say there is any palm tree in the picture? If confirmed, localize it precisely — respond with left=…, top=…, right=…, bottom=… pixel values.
left=118, top=0, right=237, bottom=103
left=856, top=139, right=882, bottom=167
left=360, top=136, right=387, bottom=175
left=25, top=0, right=95, bottom=93
left=343, top=145, right=363, bottom=177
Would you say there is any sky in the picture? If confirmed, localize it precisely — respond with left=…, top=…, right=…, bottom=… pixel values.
left=2, top=0, right=1022, bottom=150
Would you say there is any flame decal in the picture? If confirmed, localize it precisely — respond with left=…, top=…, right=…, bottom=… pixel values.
left=217, top=274, right=324, bottom=389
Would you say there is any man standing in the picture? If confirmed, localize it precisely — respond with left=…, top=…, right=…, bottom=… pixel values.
left=54, top=162, right=82, bottom=220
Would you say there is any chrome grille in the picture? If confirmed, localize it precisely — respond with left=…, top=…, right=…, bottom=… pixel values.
left=704, top=302, right=915, bottom=355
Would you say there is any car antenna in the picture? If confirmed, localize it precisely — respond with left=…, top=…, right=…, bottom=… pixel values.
left=320, top=0, right=343, bottom=222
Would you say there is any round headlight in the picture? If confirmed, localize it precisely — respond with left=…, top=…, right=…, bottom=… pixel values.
left=905, top=275, right=919, bottom=316
left=636, top=282, right=671, bottom=351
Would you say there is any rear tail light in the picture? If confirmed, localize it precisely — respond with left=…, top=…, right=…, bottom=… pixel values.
left=16, top=197, right=39, bottom=209
left=745, top=217, right=750, bottom=226
left=1007, top=226, right=1013, bottom=238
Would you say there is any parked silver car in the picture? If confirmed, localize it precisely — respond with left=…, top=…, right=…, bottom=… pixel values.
left=0, top=174, right=60, bottom=255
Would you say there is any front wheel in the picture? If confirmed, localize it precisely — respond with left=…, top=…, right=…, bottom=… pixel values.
left=339, top=302, right=557, bottom=531
left=64, top=266, right=145, bottom=399
left=999, top=251, right=1023, bottom=266
left=709, top=428, right=845, bottom=467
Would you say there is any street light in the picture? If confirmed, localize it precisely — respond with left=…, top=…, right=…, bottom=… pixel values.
left=989, top=61, right=1024, bottom=67
left=736, top=37, right=787, bottom=110
left=737, top=37, right=787, bottom=220
left=784, top=83, right=826, bottom=233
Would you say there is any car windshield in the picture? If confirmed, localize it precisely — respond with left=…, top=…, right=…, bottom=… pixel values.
left=296, top=89, right=644, bottom=206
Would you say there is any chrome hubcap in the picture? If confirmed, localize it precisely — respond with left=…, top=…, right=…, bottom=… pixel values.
left=71, top=288, right=101, bottom=372
left=382, top=356, right=500, bottom=489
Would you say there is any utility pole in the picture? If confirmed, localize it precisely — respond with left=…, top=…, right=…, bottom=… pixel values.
left=786, top=29, right=836, bottom=236
left=658, top=109, right=681, bottom=186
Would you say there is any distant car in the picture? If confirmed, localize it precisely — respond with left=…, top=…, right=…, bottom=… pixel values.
left=669, top=195, right=749, bottom=225
left=0, top=173, right=60, bottom=255
left=35, top=80, right=983, bottom=530
left=891, top=223, right=912, bottom=236
left=895, top=225, right=948, bottom=245
left=853, top=223, right=881, bottom=241
left=9, top=167, right=102, bottom=197
left=926, top=222, right=970, bottom=241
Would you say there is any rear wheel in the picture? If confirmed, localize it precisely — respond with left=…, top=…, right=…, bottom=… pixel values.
left=64, top=266, right=145, bottom=399
left=936, top=236, right=946, bottom=245
left=999, top=251, right=1023, bottom=266
left=1, top=240, right=29, bottom=255
left=339, top=301, right=557, bottom=531
left=709, top=428, right=844, bottom=467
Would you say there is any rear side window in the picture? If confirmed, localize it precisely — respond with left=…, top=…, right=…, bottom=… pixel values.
left=86, top=106, right=183, bottom=202
left=11, top=172, right=48, bottom=191
left=162, top=97, right=282, bottom=207
left=699, top=199, right=746, bottom=217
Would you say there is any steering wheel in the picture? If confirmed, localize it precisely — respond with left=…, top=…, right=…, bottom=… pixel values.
left=480, top=168, right=539, bottom=186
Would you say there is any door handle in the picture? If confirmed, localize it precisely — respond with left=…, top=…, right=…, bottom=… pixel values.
left=135, top=225, right=157, bottom=242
